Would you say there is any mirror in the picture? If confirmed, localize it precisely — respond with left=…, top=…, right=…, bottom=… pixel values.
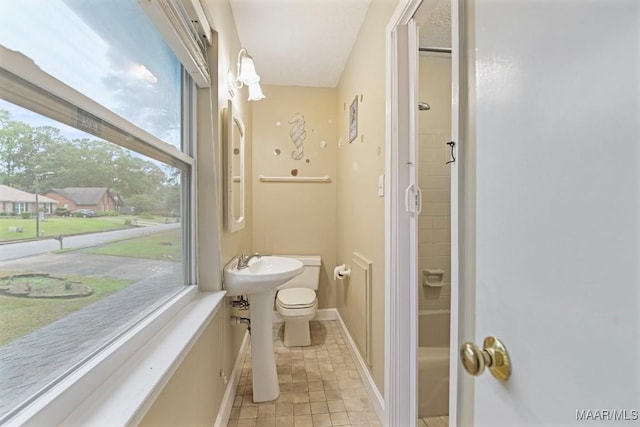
left=224, top=100, right=245, bottom=231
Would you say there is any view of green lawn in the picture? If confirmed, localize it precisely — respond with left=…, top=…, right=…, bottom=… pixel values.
left=82, top=229, right=182, bottom=261
left=0, top=217, right=130, bottom=242
left=0, top=215, right=176, bottom=242
left=0, top=275, right=133, bottom=346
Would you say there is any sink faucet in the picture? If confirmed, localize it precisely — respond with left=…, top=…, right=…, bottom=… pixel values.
left=237, top=252, right=261, bottom=269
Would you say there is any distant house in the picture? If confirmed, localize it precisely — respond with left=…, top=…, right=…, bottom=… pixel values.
left=44, top=187, right=118, bottom=213
left=151, top=201, right=170, bottom=216
left=0, top=185, right=58, bottom=215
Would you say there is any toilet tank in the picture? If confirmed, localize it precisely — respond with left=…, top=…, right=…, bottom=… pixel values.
left=277, top=255, right=321, bottom=290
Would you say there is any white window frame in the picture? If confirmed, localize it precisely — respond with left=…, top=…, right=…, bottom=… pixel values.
left=0, top=10, right=221, bottom=421
left=139, top=0, right=212, bottom=88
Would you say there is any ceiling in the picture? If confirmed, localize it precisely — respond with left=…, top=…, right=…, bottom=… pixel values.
left=229, top=0, right=371, bottom=88
left=227, top=0, right=451, bottom=88
left=414, top=0, right=451, bottom=50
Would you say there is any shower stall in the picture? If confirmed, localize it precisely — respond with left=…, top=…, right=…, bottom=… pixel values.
left=416, top=49, right=452, bottom=425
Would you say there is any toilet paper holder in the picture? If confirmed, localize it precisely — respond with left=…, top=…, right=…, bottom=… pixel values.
left=423, top=269, right=444, bottom=287
left=334, top=264, right=351, bottom=280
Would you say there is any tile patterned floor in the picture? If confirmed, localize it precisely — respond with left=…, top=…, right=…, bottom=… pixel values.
left=420, top=416, right=449, bottom=427
left=227, top=320, right=381, bottom=427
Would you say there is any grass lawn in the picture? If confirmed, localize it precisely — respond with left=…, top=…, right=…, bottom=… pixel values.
left=0, top=274, right=133, bottom=346
left=100, top=214, right=178, bottom=225
left=83, top=229, right=182, bottom=261
left=0, top=217, right=132, bottom=242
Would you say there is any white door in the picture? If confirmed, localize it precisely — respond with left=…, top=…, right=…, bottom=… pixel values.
left=465, top=1, right=640, bottom=425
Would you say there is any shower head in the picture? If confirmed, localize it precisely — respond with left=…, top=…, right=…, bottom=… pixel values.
left=418, top=102, right=431, bottom=111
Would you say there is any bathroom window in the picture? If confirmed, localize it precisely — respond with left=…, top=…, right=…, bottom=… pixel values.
left=0, top=1, right=195, bottom=422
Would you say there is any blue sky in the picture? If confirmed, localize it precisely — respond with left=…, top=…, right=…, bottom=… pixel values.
left=0, top=0, right=112, bottom=107
left=0, top=0, right=181, bottom=148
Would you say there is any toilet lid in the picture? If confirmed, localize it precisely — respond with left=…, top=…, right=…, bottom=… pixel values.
left=277, top=288, right=316, bottom=308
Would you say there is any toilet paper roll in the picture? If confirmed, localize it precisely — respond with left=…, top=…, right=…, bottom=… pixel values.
left=333, top=264, right=351, bottom=280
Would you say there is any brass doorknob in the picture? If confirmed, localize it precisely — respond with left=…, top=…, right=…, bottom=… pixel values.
left=460, top=336, right=511, bottom=382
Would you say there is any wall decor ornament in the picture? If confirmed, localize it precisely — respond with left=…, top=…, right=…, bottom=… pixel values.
left=288, top=113, right=306, bottom=160
left=349, top=95, right=358, bottom=143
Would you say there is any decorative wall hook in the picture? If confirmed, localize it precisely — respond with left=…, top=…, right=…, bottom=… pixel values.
left=446, top=141, right=456, bottom=164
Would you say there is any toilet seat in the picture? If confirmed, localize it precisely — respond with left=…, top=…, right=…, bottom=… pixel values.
left=277, top=288, right=316, bottom=309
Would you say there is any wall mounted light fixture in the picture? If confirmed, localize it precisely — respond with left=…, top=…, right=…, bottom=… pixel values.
left=230, top=48, right=265, bottom=101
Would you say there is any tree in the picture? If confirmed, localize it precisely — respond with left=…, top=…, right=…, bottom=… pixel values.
left=125, top=194, right=155, bottom=214
left=0, top=117, right=33, bottom=187
left=157, top=182, right=181, bottom=216
left=112, top=154, right=166, bottom=197
left=17, top=126, right=66, bottom=192
left=0, top=110, right=8, bottom=127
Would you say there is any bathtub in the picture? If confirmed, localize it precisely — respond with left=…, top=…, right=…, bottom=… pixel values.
left=418, top=309, right=450, bottom=418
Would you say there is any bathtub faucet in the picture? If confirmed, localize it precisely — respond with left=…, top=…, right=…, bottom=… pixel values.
left=237, top=252, right=261, bottom=269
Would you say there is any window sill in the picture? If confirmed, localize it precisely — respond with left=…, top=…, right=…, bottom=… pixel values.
left=9, top=286, right=226, bottom=426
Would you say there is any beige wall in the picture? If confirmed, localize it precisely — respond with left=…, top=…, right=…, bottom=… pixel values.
left=140, top=0, right=252, bottom=424
left=336, top=0, right=398, bottom=394
left=139, top=307, right=228, bottom=427
left=417, top=54, right=452, bottom=311
left=252, top=85, right=337, bottom=309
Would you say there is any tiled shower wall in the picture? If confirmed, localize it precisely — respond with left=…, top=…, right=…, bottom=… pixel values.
left=417, top=54, right=452, bottom=311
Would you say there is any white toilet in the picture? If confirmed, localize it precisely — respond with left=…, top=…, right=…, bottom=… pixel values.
left=275, top=255, right=321, bottom=347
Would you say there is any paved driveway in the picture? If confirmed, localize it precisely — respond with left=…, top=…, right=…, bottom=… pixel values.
left=0, top=252, right=173, bottom=280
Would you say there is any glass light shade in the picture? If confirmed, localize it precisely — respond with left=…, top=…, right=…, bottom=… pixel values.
left=238, top=57, right=260, bottom=85
left=247, top=82, right=265, bottom=101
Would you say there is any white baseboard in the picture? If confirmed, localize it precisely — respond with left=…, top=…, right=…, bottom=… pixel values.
left=213, top=331, right=249, bottom=427
left=335, top=310, right=385, bottom=422
left=271, top=308, right=337, bottom=323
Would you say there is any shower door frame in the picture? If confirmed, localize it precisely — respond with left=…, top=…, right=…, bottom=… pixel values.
left=385, top=0, right=472, bottom=425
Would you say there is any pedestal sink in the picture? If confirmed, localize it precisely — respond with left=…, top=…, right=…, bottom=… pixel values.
left=224, top=255, right=304, bottom=402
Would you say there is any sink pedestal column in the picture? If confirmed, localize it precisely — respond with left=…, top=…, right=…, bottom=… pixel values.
left=249, top=289, right=279, bottom=402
